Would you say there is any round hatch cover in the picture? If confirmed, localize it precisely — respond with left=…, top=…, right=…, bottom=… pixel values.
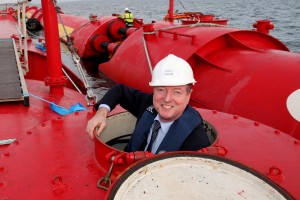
left=108, top=153, right=292, bottom=200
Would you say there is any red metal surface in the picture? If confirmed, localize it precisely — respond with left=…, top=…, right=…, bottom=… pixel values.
left=1, top=3, right=300, bottom=199
left=0, top=15, right=18, bottom=38
left=200, top=108, right=300, bottom=195
left=0, top=81, right=106, bottom=199
left=2, top=101, right=300, bottom=198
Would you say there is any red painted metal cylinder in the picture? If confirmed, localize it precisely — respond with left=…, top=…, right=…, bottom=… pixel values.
left=253, top=20, right=275, bottom=34
left=99, top=22, right=300, bottom=139
left=41, top=0, right=65, bottom=95
left=107, top=42, right=120, bottom=55
left=57, top=14, right=118, bottom=58
left=107, top=19, right=127, bottom=39
left=168, top=0, right=174, bottom=22
left=90, top=34, right=110, bottom=53
left=125, top=27, right=137, bottom=36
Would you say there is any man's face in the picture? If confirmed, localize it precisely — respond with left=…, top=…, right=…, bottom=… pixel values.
left=153, top=85, right=191, bottom=122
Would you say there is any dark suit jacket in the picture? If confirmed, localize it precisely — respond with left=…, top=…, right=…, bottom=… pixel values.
left=95, top=84, right=210, bottom=151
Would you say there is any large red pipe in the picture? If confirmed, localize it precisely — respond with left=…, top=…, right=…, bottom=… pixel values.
left=168, top=0, right=174, bottom=22
left=41, top=0, right=65, bottom=95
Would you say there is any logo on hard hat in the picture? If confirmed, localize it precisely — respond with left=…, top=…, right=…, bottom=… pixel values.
left=164, top=70, right=174, bottom=76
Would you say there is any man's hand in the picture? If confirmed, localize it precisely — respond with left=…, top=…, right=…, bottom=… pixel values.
left=86, top=107, right=109, bottom=139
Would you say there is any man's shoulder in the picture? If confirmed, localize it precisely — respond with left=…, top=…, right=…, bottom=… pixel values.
left=185, top=105, right=202, bottom=119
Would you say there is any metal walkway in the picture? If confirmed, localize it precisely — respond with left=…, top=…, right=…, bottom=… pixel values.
left=0, top=38, right=28, bottom=105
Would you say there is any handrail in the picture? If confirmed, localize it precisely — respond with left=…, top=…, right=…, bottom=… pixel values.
left=21, top=1, right=29, bottom=72
left=13, top=38, right=29, bottom=106
left=13, top=0, right=29, bottom=73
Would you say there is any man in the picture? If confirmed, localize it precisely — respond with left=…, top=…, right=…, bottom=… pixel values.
left=86, top=54, right=210, bottom=154
left=119, top=7, right=134, bottom=27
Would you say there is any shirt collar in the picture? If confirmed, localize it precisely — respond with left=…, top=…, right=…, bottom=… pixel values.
left=154, top=115, right=173, bottom=133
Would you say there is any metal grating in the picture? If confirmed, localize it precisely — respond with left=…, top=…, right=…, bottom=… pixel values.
left=0, top=38, right=24, bottom=103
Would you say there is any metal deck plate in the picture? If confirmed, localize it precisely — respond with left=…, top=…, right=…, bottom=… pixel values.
left=0, top=39, right=23, bottom=102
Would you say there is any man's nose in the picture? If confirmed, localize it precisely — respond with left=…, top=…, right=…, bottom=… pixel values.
left=164, top=90, right=173, bottom=101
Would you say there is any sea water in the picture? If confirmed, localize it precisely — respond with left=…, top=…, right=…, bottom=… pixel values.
left=53, top=0, right=300, bottom=53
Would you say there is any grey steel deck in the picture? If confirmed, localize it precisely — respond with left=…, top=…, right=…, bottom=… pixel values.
left=0, top=38, right=28, bottom=105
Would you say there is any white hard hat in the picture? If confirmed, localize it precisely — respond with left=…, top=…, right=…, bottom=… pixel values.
left=125, top=7, right=129, bottom=11
left=149, top=54, right=196, bottom=86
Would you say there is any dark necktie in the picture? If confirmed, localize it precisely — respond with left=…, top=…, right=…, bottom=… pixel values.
left=146, top=120, right=161, bottom=152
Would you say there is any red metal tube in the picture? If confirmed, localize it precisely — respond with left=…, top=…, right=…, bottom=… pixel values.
left=168, top=0, right=174, bottom=22
left=41, top=0, right=66, bottom=95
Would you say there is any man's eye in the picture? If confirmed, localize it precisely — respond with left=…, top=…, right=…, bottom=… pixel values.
left=173, top=91, right=182, bottom=95
left=157, top=88, right=165, bottom=92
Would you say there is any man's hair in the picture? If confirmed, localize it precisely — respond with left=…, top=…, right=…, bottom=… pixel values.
left=186, top=84, right=193, bottom=93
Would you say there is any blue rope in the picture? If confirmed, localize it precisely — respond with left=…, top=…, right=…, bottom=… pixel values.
left=24, top=93, right=52, bottom=104
left=23, top=93, right=87, bottom=115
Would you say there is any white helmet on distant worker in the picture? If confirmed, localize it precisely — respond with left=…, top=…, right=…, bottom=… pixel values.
left=149, top=54, right=196, bottom=86
left=124, top=7, right=129, bottom=11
